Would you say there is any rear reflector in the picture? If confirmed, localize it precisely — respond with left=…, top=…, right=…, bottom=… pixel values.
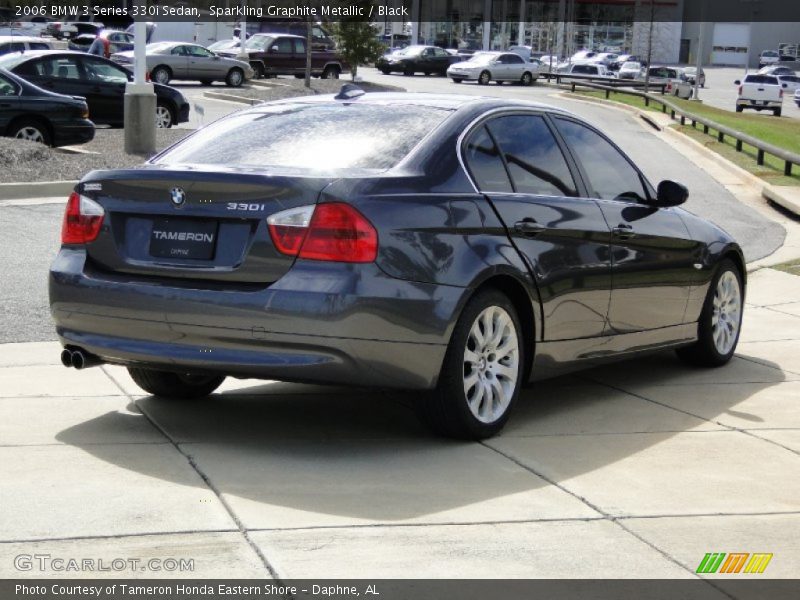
left=267, top=202, right=378, bottom=263
left=61, top=192, right=105, bottom=244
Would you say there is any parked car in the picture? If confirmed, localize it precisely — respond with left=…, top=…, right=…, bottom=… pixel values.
left=2, top=15, right=51, bottom=37
left=646, top=66, right=688, bottom=94
left=759, top=50, right=780, bottom=68
left=0, top=50, right=190, bottom=127
left=0, top=67, right=93, bottom=146
left=681, top=66, right=705, bottom=87
left=49, top=21, right=103, bottom=40
left=207, top=39, right=241, bottom=54
left=87, top=30, right=135, bottom=58
left=538, top=54, right=560, bottom=73
left=758, top=65, right=796, bottom=77
left=243, top=19, right=336, bottom=52
left=218, top=33, right=348, bottom=79
left=734, top=73, right=784, bottom=116
left=507, top=45, right=542, bottom=61
left=617, top=61, right=642, bottom=80
left=376, top=45, right=459, bottom=76
left=447, top=51, right=538, bottom=85
left=49, top=89, right=746, bottom=439
left=559, top=63, right=612, bottom=78
left=112, top=42, right=253, bottom=87
left=609, top=54, right=644, bottom=71
left=0, top=35, right=53, bottom=56
left=590, top=52, right=620, bottom=67
left=777, top=74, right=800, bottom=94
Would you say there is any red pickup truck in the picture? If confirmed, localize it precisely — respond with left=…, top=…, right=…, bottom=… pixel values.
left=219, top=33, right=349, bottom=79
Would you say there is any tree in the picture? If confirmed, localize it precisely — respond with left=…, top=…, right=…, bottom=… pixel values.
left=328, top=1, right=385, bottom=80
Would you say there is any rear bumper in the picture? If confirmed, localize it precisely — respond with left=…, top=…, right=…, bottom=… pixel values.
left=176, top=102, right=190, bottom=124
left=736, top=98, right=782, bottom=109
left=52, top=121, right=95, bottom=147
left=49, top=249, right=465, bottom=389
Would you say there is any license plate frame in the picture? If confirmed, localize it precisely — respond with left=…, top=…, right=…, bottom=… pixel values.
left=149, top=218, right=218, bottom=260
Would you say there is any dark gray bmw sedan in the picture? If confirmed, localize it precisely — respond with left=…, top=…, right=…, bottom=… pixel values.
left=50, top=89, right=745, bottom=439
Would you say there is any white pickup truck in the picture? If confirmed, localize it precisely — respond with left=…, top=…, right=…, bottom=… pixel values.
left=735, top=73, right=784, bottom=117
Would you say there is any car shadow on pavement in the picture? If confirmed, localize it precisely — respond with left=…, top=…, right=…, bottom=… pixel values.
left=55, top=350, right=790, bottom=523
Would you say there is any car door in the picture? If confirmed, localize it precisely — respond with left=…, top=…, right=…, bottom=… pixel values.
left=0, top=72, right=20, bottom=132
left=292, top=38, right=308, bottom=75
left=17, top=55, right=88, bottom=102
left=167, top=45, right=190, bottom=79
left=502, top=53, right=526, bottom=80
left=185, top=44, right=218, bottom=80
left=553, top=116, right=697, bottom=334
left=266, top=36, right=295, bottom=74
left=462, top=112, right=612, bottom=341
left=80, top=55, right=129, bottom=125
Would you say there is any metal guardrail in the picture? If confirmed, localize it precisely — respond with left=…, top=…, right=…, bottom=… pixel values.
left=540, top=71, right=667, bottom=93
left=564, top=81, right=800, bottom=177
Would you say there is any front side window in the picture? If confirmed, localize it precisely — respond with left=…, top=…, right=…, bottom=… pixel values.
left=155, top=103, right=453, bottom=171
left=487, top=115, right=577, bottom=197
left=186, top=45, right=213, bottom=58
left=82, top=58, right=128, bottom=83
left=271, top=38, right=293, bottom=53
left=463, top=126, right=512, bottom=193
left=555, top=118, right=647, bottom=202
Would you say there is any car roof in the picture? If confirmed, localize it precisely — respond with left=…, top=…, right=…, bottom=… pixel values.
left=0, top=49, right=96, bottom=60
left=250, top=32, right=303, bottom=40
left=241, top=91, right=578, bottom=118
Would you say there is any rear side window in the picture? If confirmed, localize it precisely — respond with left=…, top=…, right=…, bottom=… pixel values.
left=555, top=118, right=647, bottom=202
left=155, top=103, right=453, bottom=171
left=463, top=126, right=513, bottom=193
left=486, top=115, right=577, bottom=197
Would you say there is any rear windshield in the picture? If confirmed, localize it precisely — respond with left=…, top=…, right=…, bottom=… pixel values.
left=744, top=74, right=779, bottom=85
left=154, top=102, right=453, bottom=171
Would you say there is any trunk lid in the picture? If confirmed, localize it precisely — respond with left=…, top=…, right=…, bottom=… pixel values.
left=79, top=166, right=338, bottom=285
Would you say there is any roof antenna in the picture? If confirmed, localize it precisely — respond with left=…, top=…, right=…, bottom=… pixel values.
left=335, top=84, right=365, bottom=101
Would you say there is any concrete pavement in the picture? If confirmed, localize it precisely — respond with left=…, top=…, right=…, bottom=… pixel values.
left=1, top=266, right=799, bottom=579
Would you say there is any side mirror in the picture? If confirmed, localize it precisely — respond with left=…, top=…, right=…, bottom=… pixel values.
left=734, top=79, right=741, bottom=85
left=270, top=45, right=279, bottom=53
left=655, top=180, right=688, bottom=207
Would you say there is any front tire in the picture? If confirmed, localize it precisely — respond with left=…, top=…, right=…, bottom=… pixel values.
left=225, top=67, right=244, bottom=87
left=451, top=78, right=463, bottom=83
left=520, top=71, right=533, bottom=86
left=128, top=368, right=225, bottom=399
left=417, top=290, right=524, bottom=439
left=478, top=70, right=491, bottom=85
left=676, top=259, right=743, bottom=367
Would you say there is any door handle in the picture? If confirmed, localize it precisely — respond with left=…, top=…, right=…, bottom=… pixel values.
left=514, top=219, right=546, bottom=236
left=612, top=223, right=635, bottom=239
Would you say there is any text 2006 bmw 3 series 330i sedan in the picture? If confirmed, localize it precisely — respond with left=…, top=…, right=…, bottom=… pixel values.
left=50, top=88, right=746, bottom=439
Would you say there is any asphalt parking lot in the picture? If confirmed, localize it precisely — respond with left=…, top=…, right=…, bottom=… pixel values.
left=1, top=71, right=799, bottom=582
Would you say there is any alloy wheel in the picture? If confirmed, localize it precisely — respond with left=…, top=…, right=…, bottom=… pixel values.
left=711, top=270, right=741, bottom=355
left=463, top=306, right=520, bottom=424
left=14, top=126, right=45, bottom=143
left=155, top=105, right=172, bottom=128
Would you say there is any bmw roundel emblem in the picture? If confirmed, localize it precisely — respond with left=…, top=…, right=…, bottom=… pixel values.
left=170, top=187, right=186, bottom=208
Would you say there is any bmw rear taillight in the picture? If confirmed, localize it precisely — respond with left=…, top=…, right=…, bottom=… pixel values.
left=61, top=192, right=105, bottom=244
left=267, top=202, right=378, bottom=263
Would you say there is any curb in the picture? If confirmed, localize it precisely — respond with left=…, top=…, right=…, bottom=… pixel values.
left=763, top=186, right=800, bottom=217
left=0, top=180, right=76, bottom=201
left=203, top=91, right=261, bottom=105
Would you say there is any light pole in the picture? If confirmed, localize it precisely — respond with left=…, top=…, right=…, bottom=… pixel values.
left=123, top=18, right=156, bottom=155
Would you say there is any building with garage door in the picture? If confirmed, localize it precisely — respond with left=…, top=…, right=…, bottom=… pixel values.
left=681, top=22, right=800, bottom=68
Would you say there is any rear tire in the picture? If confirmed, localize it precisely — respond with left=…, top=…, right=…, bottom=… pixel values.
left=10, top=118, right=51, bottom=146
left=478, top=70, right=491, bottom=85
left=321, top=65, right=340, bottom=79
left=128, top=368, right=225, bottom=399
left=520, top=71, right=533, bottom=86
left=774, top=108, right=782, bottom=117
left=735, top=105, right=744, bottom=113
left=416, top=290, right=524, bottom=439
left=676, top=259, right=743, bottom=368
left=151, top=66, right=171, bottom=85
left=155, top=102, right=174, bottom=128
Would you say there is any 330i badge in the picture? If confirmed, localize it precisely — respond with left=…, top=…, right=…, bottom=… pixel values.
left=50, top=87, right=745, bottom=439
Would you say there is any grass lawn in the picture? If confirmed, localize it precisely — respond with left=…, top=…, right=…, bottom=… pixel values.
left=772, top=259, right=800, bottom=276
left=576, top=90, right=800, bottom=186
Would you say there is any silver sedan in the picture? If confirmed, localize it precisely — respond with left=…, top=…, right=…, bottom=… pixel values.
left=447, top=52, right=539, bottom=86
left=111, top=42, right=254, bottom=87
